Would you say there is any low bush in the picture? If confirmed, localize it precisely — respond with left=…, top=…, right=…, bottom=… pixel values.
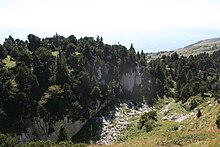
left=137, top=111, right=157, bottom=132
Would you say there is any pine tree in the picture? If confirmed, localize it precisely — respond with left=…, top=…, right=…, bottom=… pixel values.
left=27, top=34, right=41, bottom=52
left=180, top=86, right=189, bottom=100
left=90, top=86, right=102, bottom=101
left=57, top=124, right=69, bottom=143
left=156, top=63, right=165, bottom=84
left=156, top=78, right=163, bottom=97
left=56, top=51, right=69, bottom=85
left=0, top=44, right=8, bottom=60
left=186, top=69, right=193, bottom=82
left=106, top=80, right=116, bottom=101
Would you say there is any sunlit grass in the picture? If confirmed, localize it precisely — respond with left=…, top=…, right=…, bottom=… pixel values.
left=89, top=97, right=220, bottom=147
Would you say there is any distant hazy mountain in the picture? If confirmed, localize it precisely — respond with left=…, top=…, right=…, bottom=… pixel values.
left=184, top=38, right=220, bottom=49
left=146, top=37, right=220, bottom=61
left=176, top=37, right=220, bottom=56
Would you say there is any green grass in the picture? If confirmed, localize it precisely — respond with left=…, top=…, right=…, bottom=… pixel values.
left=115, top=98, right=188, bottom=146
left=90, top=96, right=220, bottom=147
left=163, top=133, right=213, bottom=146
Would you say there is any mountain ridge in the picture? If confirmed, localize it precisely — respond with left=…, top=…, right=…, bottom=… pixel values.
left=175, top=37, right=220, bottom=56
left=184, top=37, right=220, bottom=49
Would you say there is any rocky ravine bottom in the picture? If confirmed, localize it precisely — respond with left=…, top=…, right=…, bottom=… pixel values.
left=90, top=101, right=152, bottom=145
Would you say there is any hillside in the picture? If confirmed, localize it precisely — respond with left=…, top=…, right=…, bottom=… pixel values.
left=184, top=38, right=220, bottom=48
left=0, top=35, right=220, bottom=146
left=89, top=96, right=220, bottom=147
left=177, top=37, right=220, bottom=56
left=146, top=37, right=220, bottom=61
left=0, top=34, right=160, bottom=146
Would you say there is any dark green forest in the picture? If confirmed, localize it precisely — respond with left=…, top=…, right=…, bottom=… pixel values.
left=0, top=34, right=220, bottom=146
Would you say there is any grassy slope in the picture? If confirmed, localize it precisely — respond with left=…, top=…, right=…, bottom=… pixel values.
left=89, top=97, right=220, bottom=147
left=177, top=38, right=220, bottom=57
left=146, top=38, right=220, bottom=62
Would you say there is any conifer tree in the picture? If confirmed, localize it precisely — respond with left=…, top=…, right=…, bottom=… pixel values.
left=57, top=124, right=69, bottom=143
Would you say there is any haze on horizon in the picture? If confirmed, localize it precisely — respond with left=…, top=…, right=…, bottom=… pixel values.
left=1, top=0, right=220, bottom=52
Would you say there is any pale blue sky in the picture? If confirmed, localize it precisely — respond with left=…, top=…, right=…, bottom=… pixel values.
left=1, top=0, right=220, bottom=52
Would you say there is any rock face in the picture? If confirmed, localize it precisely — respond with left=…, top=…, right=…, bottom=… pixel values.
left=15, top=64, right=143, bottom=143
left=16, top=118, right=87, bottom=143
left=120, top=65, right=141, bottom=92
left=91, top=101, right=151, bottom=145
left=15, top=100, right=106, bottom=143
left=160, top=101, right=197, bottom=122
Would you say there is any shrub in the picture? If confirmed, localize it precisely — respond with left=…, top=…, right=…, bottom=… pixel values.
left=0, top=133, right=17, bottom=147
left=21, top=140, right=55, bottom=146
left=137, top=122, right=143, bottom=129
left=216, top=114, right=220, bottom=129
left=137, top=111, right=157, bottom=132
left=144, top=120, right=155, bottom=132
left=57, top=124, right=70, bottom=143
left=190, top=99, right=198, bottom=110
left=197, top=109, right=202, bottom=118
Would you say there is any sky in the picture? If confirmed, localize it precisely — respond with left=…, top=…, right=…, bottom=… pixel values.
left=1, top=0, right=220, bottom=52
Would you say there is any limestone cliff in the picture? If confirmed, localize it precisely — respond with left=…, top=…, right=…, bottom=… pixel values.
left=15, top=100, right=106, bottom=143
left=120, top=65, right=141, bottom=92
left=15, top=64, right=142, bottom=143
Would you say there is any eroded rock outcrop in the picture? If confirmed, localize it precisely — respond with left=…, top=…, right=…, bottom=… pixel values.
left=15, top=100, right=106, bottom=143
left=91, top=101, right=151, bottom=145
left=14, top=63, right=143, bottom=143
left=120, top=65, right=141, bottom=92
